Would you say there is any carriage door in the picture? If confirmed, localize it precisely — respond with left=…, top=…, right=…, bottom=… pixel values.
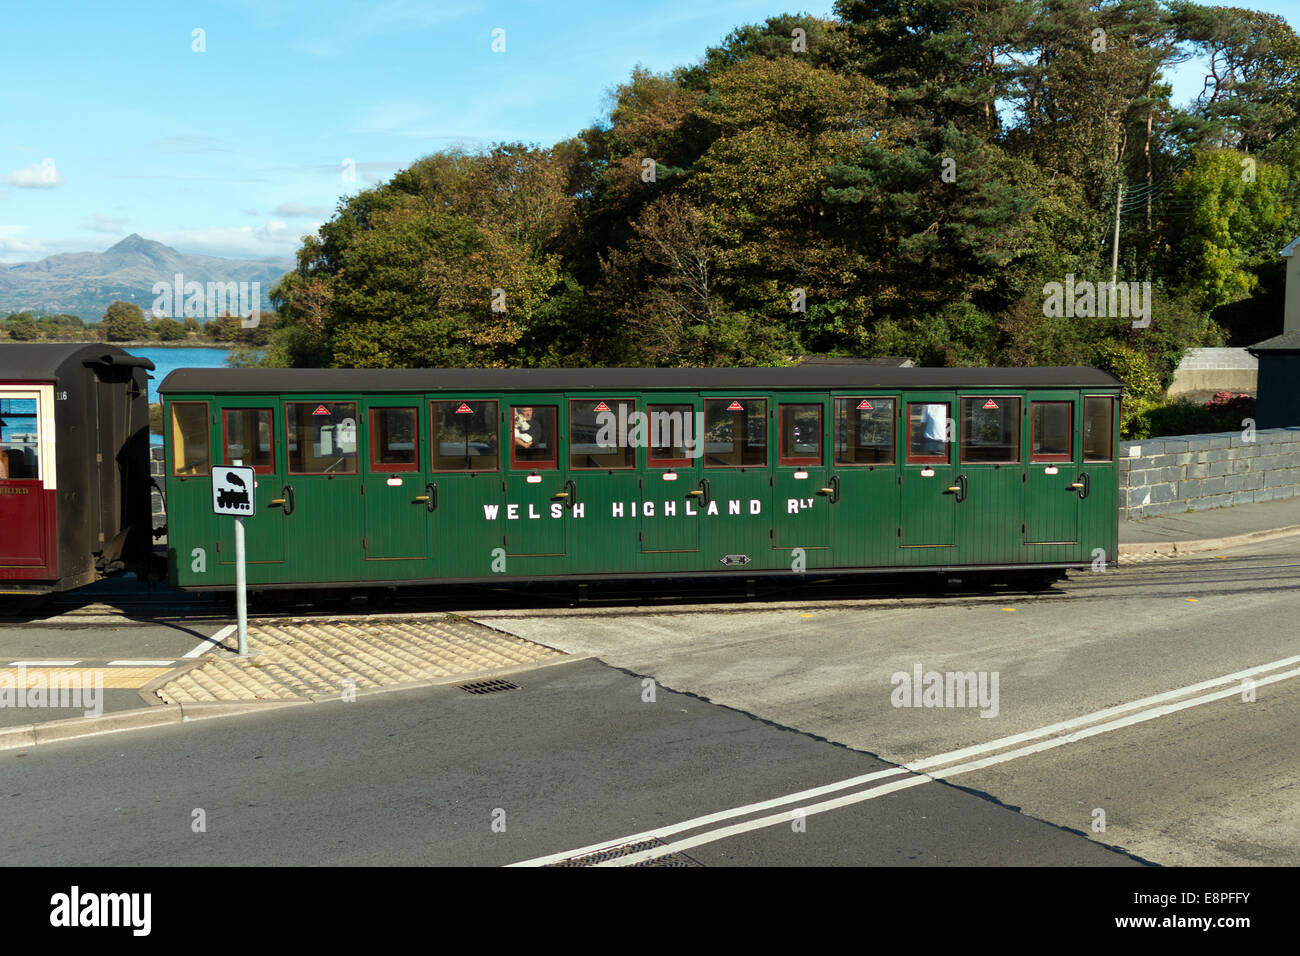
left=502, top=395, right=568, bottom=570
left=773, top=394, right=830, bottom=559
left=360, top=400, right=430, bottom=578
left=640, top=394, right=703, bottom=559
left=1024, top=392, right=1081, bottom=553
left=282, top=398, right=363, bottom=583
left=217, top=402, right=285, bottom=570
left=955, top=394, right=1023, bottom=565
left=429, top=397, right=503, bottom=579
left=899, top=392, right=957, bottom=552
left=830, top=395, right=898, bottom=568
left=0, top=385, right=54, bottom=572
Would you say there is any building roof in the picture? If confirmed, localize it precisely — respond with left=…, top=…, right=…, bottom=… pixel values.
left=0, top=344, right=154, bottom=381
left=160, top=365, right=1122, bottom=394
left=1248, top=330, right=1300, bottom=353
left=1280, top=236, right=1300, bottom=258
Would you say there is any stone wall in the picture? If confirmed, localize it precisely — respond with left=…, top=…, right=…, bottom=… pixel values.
left=1166, top=347, right=1257, bottom=398
left=1119, top=427, right=1300, bottom=519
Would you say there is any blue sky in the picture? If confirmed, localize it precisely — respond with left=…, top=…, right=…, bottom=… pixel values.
left=1, top=0, right=1297, bottom=264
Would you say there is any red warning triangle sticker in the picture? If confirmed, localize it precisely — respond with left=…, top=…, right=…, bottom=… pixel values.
left=455, top=402, right=473, bottom=414
left=726, top=400, right=744, bottom=411
left=593, top=401, right=610, bottom=412
left=983, top=399, right=999, bottom=409
left=312, top=404, right=330, bottom=416
left=857, top=399, right=873, bottom=410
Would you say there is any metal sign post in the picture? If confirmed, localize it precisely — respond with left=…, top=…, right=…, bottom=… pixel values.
left=211, top=463, right=256, bottom=656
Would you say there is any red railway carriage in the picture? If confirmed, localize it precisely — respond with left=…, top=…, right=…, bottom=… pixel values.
left=0, top=344, right=155, bottom=599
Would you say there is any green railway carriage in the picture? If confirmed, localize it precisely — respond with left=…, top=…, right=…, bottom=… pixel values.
left=159, top=366, right=1122, bottom=591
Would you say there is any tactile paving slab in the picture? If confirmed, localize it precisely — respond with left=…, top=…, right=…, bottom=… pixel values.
left=155, top=616, right=564, bottom=704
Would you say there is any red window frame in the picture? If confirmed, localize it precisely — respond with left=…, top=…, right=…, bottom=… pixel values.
left=1030, top=402, right=1073, bottom=463
left=959, top=396, right=1021, bottom=465
left=368, top=407, right=419, bottom=473
left=778, top=404, right=823, bottom=467
left=429, top=400, right=499, bottom=473
left=702, top=398, right=768, bottom=469
left=285, top=401, right=359, bottom=475
left=906, top=402, right=950, bottom=465
left=1083, top=395, right=1118, bottom=463
left=221, top=407, right=275, bottom=475
left=833, top=396, right=896, bottom=466
left=169, top=401, right=211, bottom=476
left=509, top=404, right=558, bottom=471
left=569, top=398, right=636, bottom=471
left=646, top=403, right=696, bottom=468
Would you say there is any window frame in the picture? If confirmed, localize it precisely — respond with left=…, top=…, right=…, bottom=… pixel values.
left=1029, top=401, right=1074, bottom=463
left=220, top=406, right=275, bottom=475
left=1083, top=394, right=1118, bottom=463
left=646, top=403, right=697, bottom=468
left=367, top=406, right=420, bottom=474
left=509, top=404, right=559, bottom=471
left=702, top=397, right=769, bottom=469
left=959, top=395, right=1022, bottom=465
left=833, top=396, right=896, bottom=467
left=906, top=401, right=951, bottom=465
left=429, top=399, right=499, bottom=474
left=777, top=403, right=823, bottom=467
left=169, top=401, right=211, bottom=477
left=285, top=400, right=360, bottom=476
left=568, top=398, right=637, bottom=471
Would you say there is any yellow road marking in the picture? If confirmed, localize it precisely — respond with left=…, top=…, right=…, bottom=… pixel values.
left=0, top=667, right=173, bottom=689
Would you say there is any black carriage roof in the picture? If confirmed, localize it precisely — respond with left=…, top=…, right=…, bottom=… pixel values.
left=0, top=344, right=154, bottom=380
left=159, top=365, right=1122, bottom=394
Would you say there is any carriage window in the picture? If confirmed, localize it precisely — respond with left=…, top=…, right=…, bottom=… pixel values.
left=703, top=399, right=767, bottom=467
left=1031, top=402, right=1072, bottom=462
left=647, top=404, right=698, bottom=467
left=369, top=407, right=418, bottom=472
left=907, top=402, right=949, bottom=464
left=170, top=402, right=210, bottom=476
left=431, top=401, right=498, bottom=472
left=960, top=397, right=1021, bottom=464
left=286, top=402, right=358, bottom=474
left=835, top=398, right=894, bottom=465
left=511, top=405, right=557, bottom=469
left=570, top=399, right=635, bottom=469
left=779, top=404, right=822, bottom=466
left=223, top=408, right=273, bottom=472
left=0, top=395, right=41, bottom=480
left=1083, top=396, right=1116, bottom=462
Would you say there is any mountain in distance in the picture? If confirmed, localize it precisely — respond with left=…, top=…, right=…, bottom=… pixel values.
left=0, top=234, right=294, bottom=319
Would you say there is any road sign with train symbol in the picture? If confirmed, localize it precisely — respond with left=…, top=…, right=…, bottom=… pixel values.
left=212, top=465, right=256, bottom=517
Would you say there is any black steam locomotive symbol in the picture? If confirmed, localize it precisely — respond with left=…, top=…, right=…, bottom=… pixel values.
left=216, top=471, right=252, bottom=510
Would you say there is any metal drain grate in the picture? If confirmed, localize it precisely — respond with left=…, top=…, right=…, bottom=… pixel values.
left=459, top=678, right=520, bottom=695
left=548, top=837, right=703, bottom=867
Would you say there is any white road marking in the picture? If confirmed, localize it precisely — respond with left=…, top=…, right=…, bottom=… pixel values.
left=184, top=625, right=235, bottom=658
left=513, top=652, right=1300, bottom=867
left=7, top=660, right=80, bottom=667
left=106, top=660, right=176, bottom=667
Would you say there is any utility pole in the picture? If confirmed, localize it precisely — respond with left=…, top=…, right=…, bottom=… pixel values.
left=1111, top=178, right=1123, bottom=288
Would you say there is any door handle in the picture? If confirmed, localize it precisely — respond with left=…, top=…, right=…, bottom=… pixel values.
left=414, top=483, right=438, bottom=512
left=1073, top=473, right=1090, bottom=499
left=820, top=474, right=840, bottom=504
left=947, top=474, right=967, bottom=502
left=559, top=478, right=577, bottom=509
left=270, top=485, right=295, bottom=515
left=697, top=478, right=711, bottom=508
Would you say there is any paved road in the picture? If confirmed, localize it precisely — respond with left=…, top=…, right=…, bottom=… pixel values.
left=466, top=538, right=1300, bottom=865
left=1, top=539, right=1294, bottom=866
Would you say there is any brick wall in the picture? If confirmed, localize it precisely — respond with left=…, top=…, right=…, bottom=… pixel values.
left=1119, top=427, right=1300, bottom=519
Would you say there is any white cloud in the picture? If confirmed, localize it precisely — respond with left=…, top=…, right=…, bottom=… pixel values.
left=85, top=214, right=129, bottom=234
left=273, top=201, right=331, bottom=218
left=0, top=226, right=50, bottom=262
left=143, top=221, right=315, bottom=259
left=5, top=160, right=63, bottom=188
